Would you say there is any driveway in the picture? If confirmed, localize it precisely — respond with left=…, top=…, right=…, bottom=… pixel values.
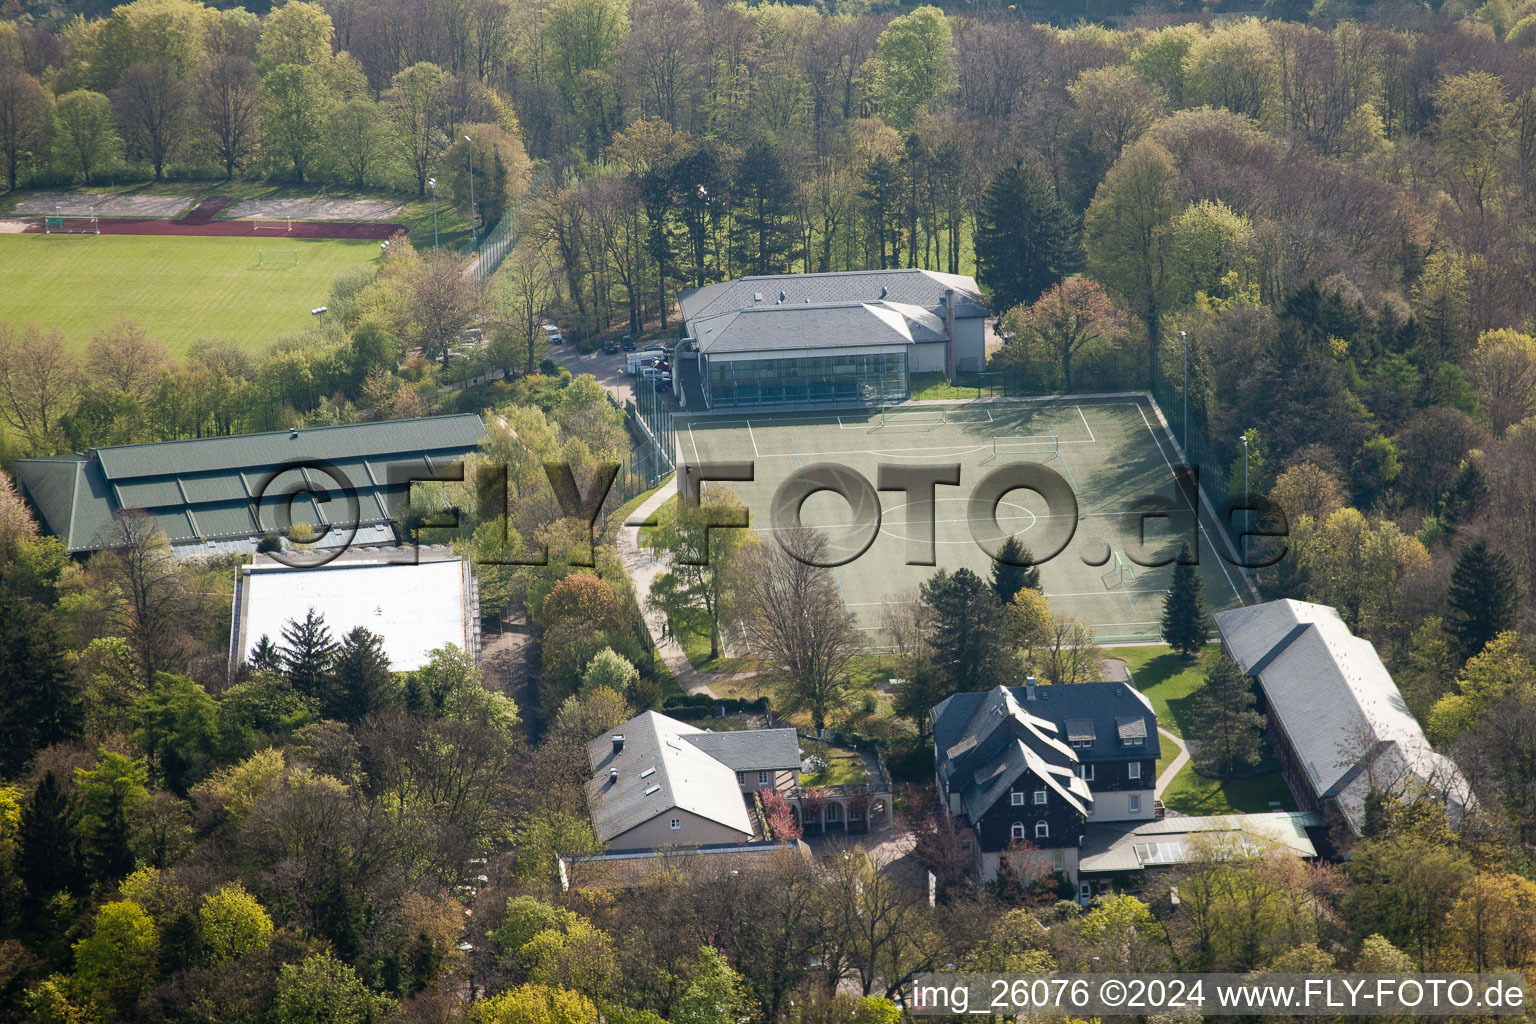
left=550, top=345, right=635, bottom=405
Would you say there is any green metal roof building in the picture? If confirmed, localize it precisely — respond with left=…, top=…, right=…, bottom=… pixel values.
left=14, top=414, right=486, bottom=557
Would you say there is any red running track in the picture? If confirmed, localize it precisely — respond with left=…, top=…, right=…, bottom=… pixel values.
left=20, top=215, right=405, bottom=240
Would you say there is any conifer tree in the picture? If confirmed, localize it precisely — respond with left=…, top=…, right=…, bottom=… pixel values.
left=1160, top=542, right=1208, bottom=656
left=975, top=161, right=1082, bottom=313
left=1446, top=539, right=1518, bottom=661
left=991, top=536, right=1042, bottom=608
left=281, top=609, right=337, bottom=703
left=1189, top=656, right=1265, bottom=778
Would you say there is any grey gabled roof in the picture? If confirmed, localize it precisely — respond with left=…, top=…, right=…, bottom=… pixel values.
left=14, top=414, right=485, bottom=553
left=690, top=300, right=947, bottom=356
left=586, top=712, right=754, bottom=844
left=679, top=269, right=988, bottom=324
left=683, top=728, right=801, bottom=772
left=1212, top=599, right=1473, bottom=835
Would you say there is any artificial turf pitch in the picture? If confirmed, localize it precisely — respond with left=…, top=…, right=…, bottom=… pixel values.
left=0, top=233, right=382, bottom=357
left=679, top=396, right=1248, bottom=645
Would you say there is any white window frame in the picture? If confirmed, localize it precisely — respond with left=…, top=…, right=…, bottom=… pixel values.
left=1077, top=763, right=1095, bottom=781
left=1011, top=791, right=1025, bottom=806
left=1128, top=761, right=1142, bottom=780
left=670, top=818, right=682, bottom=830
left=736, top=772, right=745, bottom=784
left=1011, top=822, right=1026, bottom=841
left=1129, top=794, right=1142, bottom=814
left=1033, top=790, right=1047, bottom=805
left=1035, top=821, right=1049, bottom=840
left=758, top=770, right=770, bottom=784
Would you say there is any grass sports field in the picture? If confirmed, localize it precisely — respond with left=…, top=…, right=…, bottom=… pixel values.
left=0, top=233, right=380, bottom=356
left=680, top=396, right=1249, bottom=644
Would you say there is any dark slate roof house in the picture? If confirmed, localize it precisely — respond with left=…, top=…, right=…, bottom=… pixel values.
left=931, top=681, right=1161, bottom=884
left=14, top=414, right=485, bottom=557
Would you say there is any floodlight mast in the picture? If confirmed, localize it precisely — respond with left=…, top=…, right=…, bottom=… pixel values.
left=465, top=137, right=477, bottom=250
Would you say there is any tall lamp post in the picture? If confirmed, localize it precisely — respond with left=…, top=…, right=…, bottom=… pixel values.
left=1180, top=329, right=1189, bottom=455
left=428, top=177, right=438, bottom=253
left=1239, top=432, right=1251, bottom=566
left=465, top=136, right=477, bottom=250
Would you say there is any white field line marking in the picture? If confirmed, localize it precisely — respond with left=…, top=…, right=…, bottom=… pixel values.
left=1137, top=403, right=1243, bottom=603
left=746, top=419, right=760, bottom=458
left=1077, top=405, right=1095, bottom=442
left=687, top=422, right=701, bottom=464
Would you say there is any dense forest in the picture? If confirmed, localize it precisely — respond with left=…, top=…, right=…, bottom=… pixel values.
left=7, top=0, right=1536, bottom=1019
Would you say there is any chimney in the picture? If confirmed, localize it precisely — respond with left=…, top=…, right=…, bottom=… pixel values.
left=608, top=767, right=618, bottom=784
left=612, top=734, right=625, bottom=754
left=1025, top=677, right=1037, bottom=701
left=778, top=290, right=786, bottom=302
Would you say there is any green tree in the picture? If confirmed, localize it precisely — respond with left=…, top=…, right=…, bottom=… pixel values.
left=74, top=752, right=149, bottom=883
left=867, top=6, right=955, bottom=130
left=920, top=568, right=1009, bottom=691
left=650, top=492, right=752, bottom=661
left=1427, top=631, right=1536, bottom=741
left=545, top=0, right=627, bottom=160
left=256, top=0, right=334, bottom=71
left=1432, top=71, right=1511, bottom=215
left=199, top=882, right=274, bottom=963
left=1006, top=277, right=1130, bottom=392
left=1160, top=543, right=1208, bottom=656
left=1445, top=539, right=1518, bottom=662
left=672, top=946, right=749, bottom=1024
left=1187, top=656, right=1264, bottom=778
left=990, top=536, right=1041, bottom=608
left=1345, top=832, right=1473, bottom=967
left=329, top=626, right=395, bottom=722
left=273, top=951, right=395, bottom=1024
left=384, top=62, right=450, bottom=196
left=281, top=608, right=338, bottom=701
left=0, top=68, right=51, bottom=192
left=1084, top=139, right=1180, bottom=390
left=260, top=63, right=330, bottom=183
left=730, top=140, right=798, bottom=275
left=0, top=594, right=82, bottom=775
left=474, top=983, right=600, bottom=1024
left=325, top=96, right=384, bottom=188
left=16, top=772, right=77, bottom=908
left=974, top=161, right=1081, bottom=314
left=54, top=90, right=119, bottom=185
left=130, top=673, right=220, bottom=793
left=580, top=647, right=638, bottom=695
left=71, top=899, right=159, bottom=1014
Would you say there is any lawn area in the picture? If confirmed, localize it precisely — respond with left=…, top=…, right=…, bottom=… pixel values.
left=909, top=372, right=996, bottom=401
left=1107, top=642, right=1296, bottom=817
left=799, top=738, right=868, bottom=786
left=0, top=233, right=383, bottom=357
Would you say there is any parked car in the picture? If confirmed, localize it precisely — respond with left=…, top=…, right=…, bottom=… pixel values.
left=621, top=335, right=636, bottom=351
left=541, top=324, right=564, bottom=345
left=654, top=374, right=672, bottom=391
left=640, top=366, right=665, bottom=381
left=602, top=340, right=619, bottom=354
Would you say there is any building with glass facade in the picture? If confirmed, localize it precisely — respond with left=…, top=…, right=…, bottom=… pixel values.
left=676, top=270, right=989, bottom=411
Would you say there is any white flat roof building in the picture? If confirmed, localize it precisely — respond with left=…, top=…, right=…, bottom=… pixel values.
left=230, top=547, right=479, bottom=673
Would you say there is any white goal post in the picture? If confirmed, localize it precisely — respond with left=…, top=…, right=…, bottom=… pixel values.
left=258, top=249, right=299, bottom=266
left=44, top=216, right=99, bottom=235
left=252, top=217, right=293, bottom=232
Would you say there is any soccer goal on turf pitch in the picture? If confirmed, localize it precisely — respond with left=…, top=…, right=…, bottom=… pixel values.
left=258, top=249, right=299, bottom=266
left=44, top=216, right=99, bottom=235
left=991, top=432, right=1061, bottom=460
left=252, top=217, right=292, bottom=233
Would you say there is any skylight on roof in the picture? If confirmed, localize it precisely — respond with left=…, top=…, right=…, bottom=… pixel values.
left=643, top=785, right=661, bottom=796
left=639, top=767, right=656, bottom=779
